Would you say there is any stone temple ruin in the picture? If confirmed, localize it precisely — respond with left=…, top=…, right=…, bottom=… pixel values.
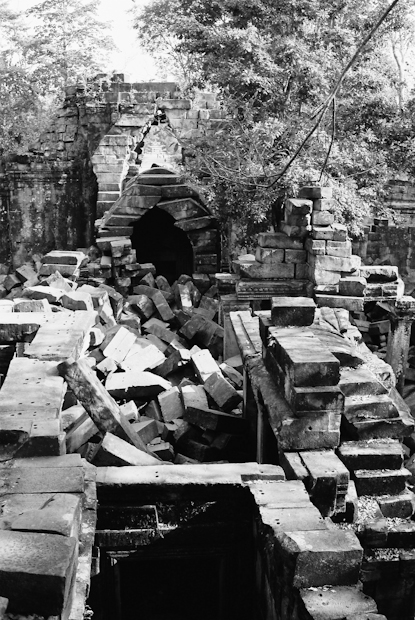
left=2, top=79, right=415, bottom=620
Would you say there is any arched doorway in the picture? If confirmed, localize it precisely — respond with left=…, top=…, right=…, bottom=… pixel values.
left=131, top=206, right=194, bottom=283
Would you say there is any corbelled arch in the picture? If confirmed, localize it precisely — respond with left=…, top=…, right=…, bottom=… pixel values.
left=96, top=167, right=219, bottom=278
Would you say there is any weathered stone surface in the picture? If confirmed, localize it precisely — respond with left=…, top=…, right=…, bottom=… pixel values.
left=258, top=504, right=327, bottom=533
left=277, top=528, right=362, bottom=587
left=311, top=210, right=335, bottom=226
left=191, top=348, right=221, bottom=382
left=58, top=358, right=154, bottom=454
left=121, top=341, right=165, bottom=373
left=337, top=440, right=403, bottom=471
left=183, top=406, right=246, bottom=433
left=271, top=296, right=316, bottom=327
left=255, top=247, right=285, bottom=264
left=268, top=328, right=340, bottom=387
left=247, top=480, right=310, bottom=508
left=0, top=312, right=50, bottom=343
left=203, top=372, right=243, bottom=412
left=258, top=232, right=304, bottom=250
left=106, top=370, right=171, bottom=400
left=93, top=432, right=160, bottom=466
left=299, top=586, right=378, bottom=620
left=298, top=186, right=333, bottom=199
left=25, top=311, right=97, bottom=361
left=237, top=260, right=295, bottom=280
left=158, top=386, right=185, bottom=422
left=0, top=530, right=77, bottom=616
left=10, top=493, right=81, bottom=537
left=339, top=276, right=367, bottom=297
left=354, top=468, right=410, bottom=496
left=301, top=450, right=349, bottom=516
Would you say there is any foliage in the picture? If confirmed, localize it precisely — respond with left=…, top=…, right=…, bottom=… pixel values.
left=0, top=0, right=114, bottom=156
left=26, top=0, right=115, bottom=94
left=134, top=0, right=415, bottom=242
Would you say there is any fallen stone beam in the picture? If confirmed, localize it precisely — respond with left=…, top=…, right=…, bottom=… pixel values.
left=58, top=358, right=158, bottom=458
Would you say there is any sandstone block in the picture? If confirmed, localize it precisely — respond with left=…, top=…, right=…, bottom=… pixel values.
left=203, top=372, right=243, bottom=412
left=285, top=249, right=307, bottom=264
left=94, top=432, right=160, bottom=466
left=101, top=326, right=137, bottom=363
left=298, top=186, right=333, bottom=199
left=181, top=384, right=209, bottom=413
left=313, top=198, right=336, bottom=211
left=271, top=296, right=316, bottom=327
left=268, top=334, right=340, bottom=387
left=106, top=370, right=171, bottom=400
left=326, top=240, right=352, bottom=258
left=158, top=386, right=185, bottom=422
left=61, top=291, right=94, bottom=312
left=191, top=348, right=221, bottom=382
left=148, top=441, right=175, bottom=461
left=285, top=198, right=313, bottom=215
left=238, top=261, right=295, bottom=280
left=59, top=358, right=155, bottom=454
left=255, top=247, right=285, bottom=264
left=183, top=406, right=246, bottom=433
left=258, top=232, right=303, bottom=250
left=312, top=211, right=335, bottom=226
left=121, top=342, right=166, bottom=373
left=339, top=277, right=366, bottom=297
left=305, top=238, right=326, bottom=255
left=276, top=528, right=362, bottom=587
left=0, top=530, right=77, bottom=616
left=311, top=226, right=334, bottom=240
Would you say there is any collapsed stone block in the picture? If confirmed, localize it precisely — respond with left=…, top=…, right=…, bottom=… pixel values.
left=271, top=296, right=316, bottom=327
left=203, top=372, right=243, bottom=412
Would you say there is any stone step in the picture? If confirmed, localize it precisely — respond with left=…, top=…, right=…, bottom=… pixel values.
left=97, top=200, right=116, bottom=217
left=344, top=394, right=399, bottom=422
left=99, top=183, right=121, bottom=192
left=300, top=450, right=349, bottom=517
left=376, top=490, right=415, bottom=518
left=339, top=367, right=388, bottom=397
left=137, top=174, right=182, bottom=185
left=298, top=586, right=380, bottom=619
left=97, top=191, right=120, bottom=202
left=157, top=197, right=209, bottom=220
left=354, top=468, right=411, bottom=496
left=337, top=440, right=404, bottom=471
left=361, top=519, right=415, bottom=548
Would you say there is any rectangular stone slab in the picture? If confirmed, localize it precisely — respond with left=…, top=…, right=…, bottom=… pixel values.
left=353, top=468, right=410, bottom=496
left=268, top=334, right=340, bottom=387
left=0, top=313, right=51, bottom=343
left=1, top=466, right=84, bottom=494
left=271, top=296, right=316, bottom=327
left=25, top=311, right=97, bottom=361
left=337, top=440, right=403, bottom=471
left=276, top=528, right=362, bottom=588
left=299, top=585, right=378, bottom=619
left=0, top=530, right=77, bottom=616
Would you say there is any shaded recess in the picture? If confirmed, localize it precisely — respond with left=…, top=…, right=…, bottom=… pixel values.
left=131, top=206, right=194, bottom=283
left=97, top=167, right=220, bottom=279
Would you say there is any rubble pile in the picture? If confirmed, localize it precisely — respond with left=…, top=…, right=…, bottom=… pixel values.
left=0, top=248, right=251, bottom=467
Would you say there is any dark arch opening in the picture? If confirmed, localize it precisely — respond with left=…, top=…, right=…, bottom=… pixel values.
left=131, top=206, right=194, bottom=284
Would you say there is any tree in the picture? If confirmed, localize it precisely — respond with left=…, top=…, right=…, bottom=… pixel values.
left=26, top=0, right=115, bottom=94
left=134, top=0, right=413, bottom=245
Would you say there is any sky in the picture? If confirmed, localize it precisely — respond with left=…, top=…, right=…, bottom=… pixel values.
left=14, top=0, right=167, bottom=81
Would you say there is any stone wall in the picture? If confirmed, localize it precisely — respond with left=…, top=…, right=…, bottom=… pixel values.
left=0, top=77, right=223, bottom=270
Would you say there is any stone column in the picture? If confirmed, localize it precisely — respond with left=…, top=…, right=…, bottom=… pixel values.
left=386, top=297, right=415, bottom=394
